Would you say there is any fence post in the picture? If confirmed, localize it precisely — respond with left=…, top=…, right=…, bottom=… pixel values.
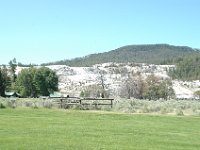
left=60, top=99, right=63, bottom=108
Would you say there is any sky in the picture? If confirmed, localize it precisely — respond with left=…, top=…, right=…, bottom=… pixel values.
left=0, top=0, right=199, bottom=65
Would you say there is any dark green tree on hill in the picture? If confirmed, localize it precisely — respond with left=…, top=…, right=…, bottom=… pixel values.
left=42, top=44, right=199, bottom=67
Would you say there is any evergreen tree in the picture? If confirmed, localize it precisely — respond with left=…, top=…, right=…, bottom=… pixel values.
left=9, top=58, right=17, bottom=82
left=169, top=54, right=200, bottom=81
left=0, top=67, right=10, bottom=96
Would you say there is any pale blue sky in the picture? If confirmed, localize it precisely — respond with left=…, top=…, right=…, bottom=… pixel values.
left=0, top=0, right=199, bottom=64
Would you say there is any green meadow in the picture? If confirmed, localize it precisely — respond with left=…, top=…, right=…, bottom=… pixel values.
left=0, top=108, right=200, bottom=150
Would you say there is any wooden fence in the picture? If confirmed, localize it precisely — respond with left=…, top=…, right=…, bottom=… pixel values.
left=48, top=97, right=114, bottom=108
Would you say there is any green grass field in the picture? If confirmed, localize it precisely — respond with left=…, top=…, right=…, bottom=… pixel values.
left=0, top=109, right=200, bottom=150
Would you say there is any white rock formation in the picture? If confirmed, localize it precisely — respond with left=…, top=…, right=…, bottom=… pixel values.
left=15, top=63, right=200, bottom=99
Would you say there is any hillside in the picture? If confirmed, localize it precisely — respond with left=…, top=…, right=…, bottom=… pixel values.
left=42, top=44, right=199, bottom=67
left=15, top=63, right=199, bottom=99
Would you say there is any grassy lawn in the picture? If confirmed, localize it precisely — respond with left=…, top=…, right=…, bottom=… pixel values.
left=0, top=109, right=200, bottom=150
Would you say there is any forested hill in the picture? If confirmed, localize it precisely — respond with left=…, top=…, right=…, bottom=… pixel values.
left=42, top=44, right=200, bottom=67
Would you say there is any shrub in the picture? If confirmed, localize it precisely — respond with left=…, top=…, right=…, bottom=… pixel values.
left=71, top=105, right=83, bottom=110
left=6, top=99, right=16, bottom=108
left=0, top=103, right=6, bottom=109
left=43, top=100, right=53, bottom=109
left=142, top=104, right=150, bottom=113
left=32, top=102, right=39, bottom=109
left=195, top=110, right=200, bottom=116
left=25, top=101, right=33, bottom=107
left=176, top=109, right=184, bottom=116
left=160, top=107, right=168, bottom=114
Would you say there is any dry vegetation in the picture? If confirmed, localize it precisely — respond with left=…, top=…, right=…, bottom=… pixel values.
left=1, top=97, right=200, bottom=116
left=114, top=98, right=200, bottom=116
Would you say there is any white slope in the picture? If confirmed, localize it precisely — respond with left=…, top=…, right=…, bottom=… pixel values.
left=16, top=63, right=200, bottom=99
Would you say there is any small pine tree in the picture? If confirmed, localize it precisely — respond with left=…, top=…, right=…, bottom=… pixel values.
left=80, top=91, right=84, bottom=97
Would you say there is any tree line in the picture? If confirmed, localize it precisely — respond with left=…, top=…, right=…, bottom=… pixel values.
left=42, top=44, right=198, bottom=67
left=0, top=59, right=58, bottom=97
left=168, top=54, right=200, bottom=81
